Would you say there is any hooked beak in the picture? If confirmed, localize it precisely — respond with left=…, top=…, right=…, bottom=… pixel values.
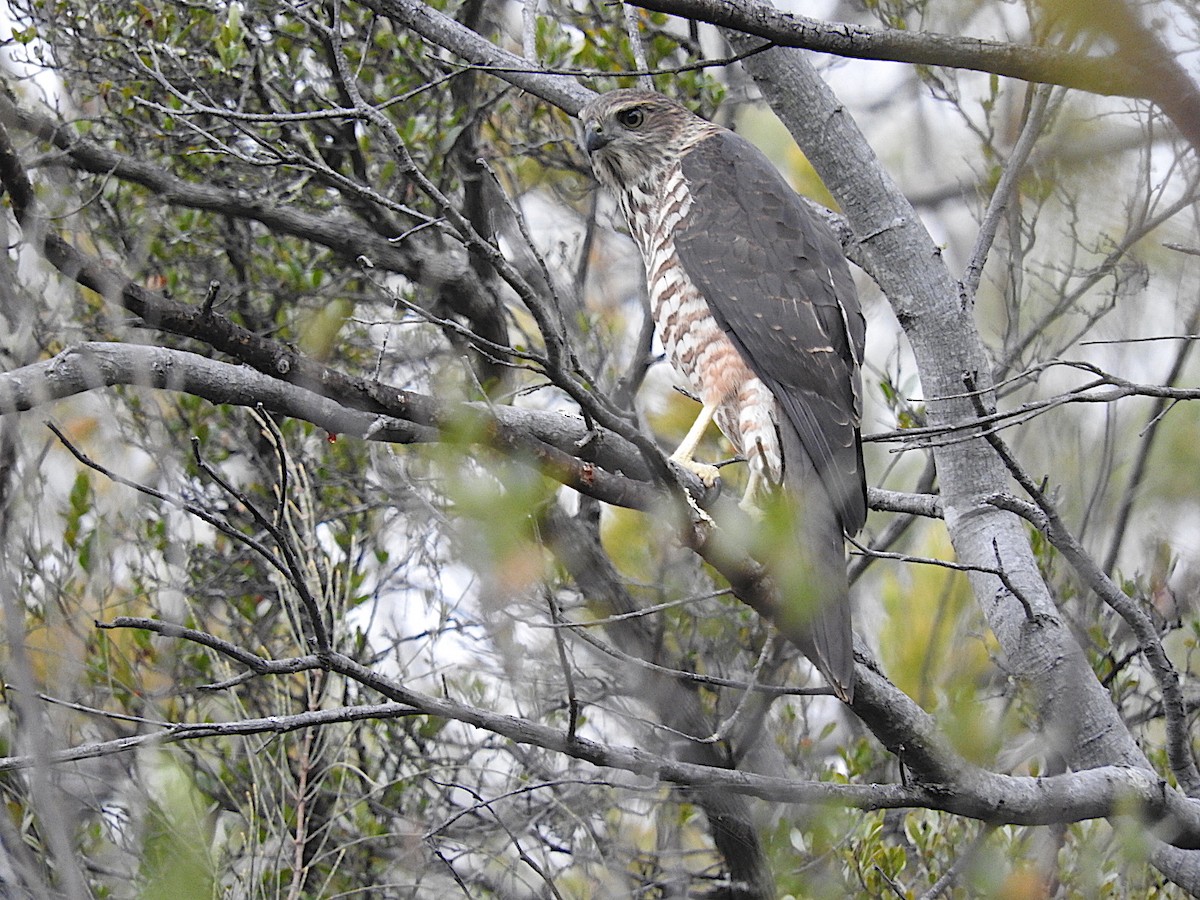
left=583, top=125, right=612, bottom=154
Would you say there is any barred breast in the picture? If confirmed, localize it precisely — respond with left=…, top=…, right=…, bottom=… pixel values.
left=621, top=165, right=783, bottom=487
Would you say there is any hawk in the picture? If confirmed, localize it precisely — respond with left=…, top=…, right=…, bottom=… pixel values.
left=579, top=90, right=866, bottom=701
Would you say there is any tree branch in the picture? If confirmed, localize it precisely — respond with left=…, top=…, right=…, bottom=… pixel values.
left=3, top=100, right=433, bottom=277
left=0, top=343, right=660, bottom=510
left=627, top=0, right=1148, bottom=98
left=0, top=615, right=1188, bottom=847
left=1072, top=0, right=1200, bottom=152
left=728, top=32, right=1200, bottom=890
left=543, top=502, right=777, bottom=897
left=970, top=415, right=1200, bottom=796
left=363, top=0, right=594, bottom=114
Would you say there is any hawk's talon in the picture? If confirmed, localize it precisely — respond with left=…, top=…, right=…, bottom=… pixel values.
left=667, top=457, right=722, bottom=511
left=669, top=455, right=721, bottom=489
left=738, top=495, right=764, bottom=520
left=667, top=455, right=722, bottom=526
left=739, top=468, right=765, bottom=516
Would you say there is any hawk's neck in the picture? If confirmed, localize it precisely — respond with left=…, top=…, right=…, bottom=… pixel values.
left=610, top=126, right=715, bottom=249
left=615, top=159, right=685, bottom=256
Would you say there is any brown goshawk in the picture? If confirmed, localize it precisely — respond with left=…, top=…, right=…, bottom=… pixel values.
left=580, top=90, right=866, bottom=701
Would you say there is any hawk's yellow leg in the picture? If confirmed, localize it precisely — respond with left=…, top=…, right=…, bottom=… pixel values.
left=740, top=468, right=765, bottom=514
left=669, top=401, right=721, bottom=488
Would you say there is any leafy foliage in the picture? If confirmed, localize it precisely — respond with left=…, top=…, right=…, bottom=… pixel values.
left=0, top=0, right=1198, bottom=897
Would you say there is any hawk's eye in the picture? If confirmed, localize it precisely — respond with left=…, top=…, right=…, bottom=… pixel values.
left=616, top=108, right=645, bottom=129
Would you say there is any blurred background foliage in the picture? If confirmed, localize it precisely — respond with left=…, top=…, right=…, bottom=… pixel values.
left=0, top=0, right=1197, bottom=896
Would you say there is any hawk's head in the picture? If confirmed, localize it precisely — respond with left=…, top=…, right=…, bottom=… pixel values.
left=579, top=90, right=715, bottom=192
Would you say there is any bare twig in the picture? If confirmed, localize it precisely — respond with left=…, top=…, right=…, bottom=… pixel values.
left=552, top=611, right=829, bottom=697
left=521, top=0, right=539, bottom=63
left=622, top=5, right=654, bottom=91
left=448, top=781, right=570, bottom=900
left=916, top=825, right=996, bottom=900
left=961, top=84, right=1055, bottom=304
left=96, top=616, right=322, bottom=676
left=545, top=590, right=580, bottom=742
left=189, top=436, right=332, bottom=653
left=849, top=455, right=939, bottom=583
left=47, top=421, right=295, bottom=586
left=700, top=634, right=775, bottom=744
left=1102, top=306, right=1200, bottom=576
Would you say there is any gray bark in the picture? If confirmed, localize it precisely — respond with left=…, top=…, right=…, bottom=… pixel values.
left=728, top=34, right=1200, bottom=890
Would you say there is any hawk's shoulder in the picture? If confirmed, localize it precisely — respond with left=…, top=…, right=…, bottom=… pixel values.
left=679, top=129, right=856, bottom=326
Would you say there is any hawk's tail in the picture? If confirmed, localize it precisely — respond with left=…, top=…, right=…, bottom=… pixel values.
left=777, top=423, right=856, bottom=702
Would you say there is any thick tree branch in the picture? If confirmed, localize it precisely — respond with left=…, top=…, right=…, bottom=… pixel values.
left=3, top=698, right=1194, bottom=833
left=0, top=343, right=656, bottom=510
left=961, top=84, right=1055, bottom=305
left=363, top=0, right=594, bottom=114
left=0, top=343, right=935, bottom=520
left=732, top=35, right=1151, bottom=764
left=5, top=337, right=1000, bottom=815
left=729, top=33, right=1200, bottom=891
left=629, top=0, right=1147, bottom=98
left=0, top=614, right=1184, bottom=847
left=628, top=0, right=1161, bottom=101
left=374, top=0, right=1163, bottom=106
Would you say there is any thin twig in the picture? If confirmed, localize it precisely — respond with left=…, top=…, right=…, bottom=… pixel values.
left=848, top=535, right=1026, bottom=585
left=992, top=537, right=1035, bottom=620
left=917, top=825, right=996, bottom=900
left=546, top=590, right=580, bottom=742
left=46, top=421, right=289, bottom=584
left=521, top=0, right=539, bottom=62
left=436, top=38, right=775, bottom=82
left=97, top=616, right=322, bottom=675
left=190, top=437, right=332, bottom=653
left=1101, top=306, right=1200, bottom=576
left=849, top=454, right=937, bottom=584
left=554, top=614, right=830, bottom=697
left=622, top=5, right=654, bottom=90
left=961, top=84, right=1055, bottom=304
left=700, top=633, right=775, bottom=744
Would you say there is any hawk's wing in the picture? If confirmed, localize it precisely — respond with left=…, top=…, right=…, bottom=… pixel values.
left=675, top=130, right=867, bottom=534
